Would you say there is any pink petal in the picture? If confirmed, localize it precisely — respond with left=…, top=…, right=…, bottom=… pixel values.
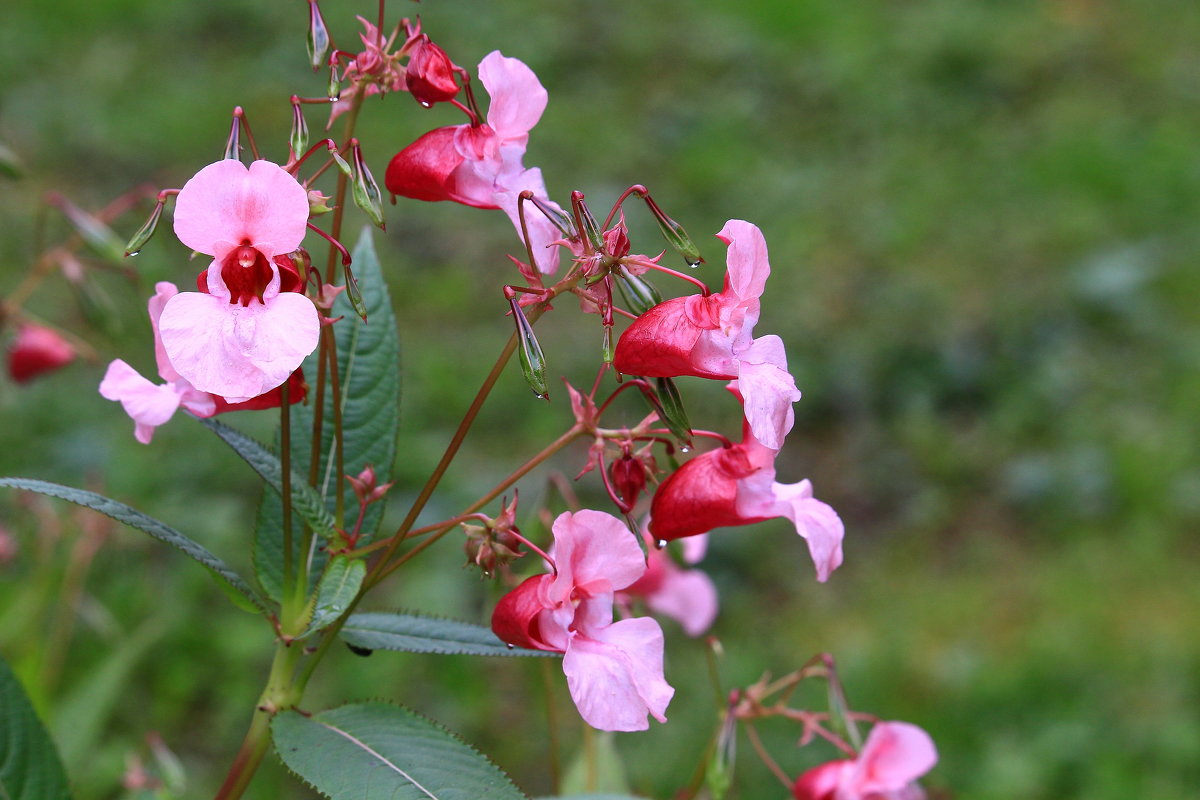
left=716, top=220, right=770, bottom=302
left=158, top=292, right=319, bottom=400
left=740, top=475, right=844, bottom=583
left=545, top=510, right=645, bottom=600
left=173, top=160, right=309, bottom=257
left=641, top=555, right=718, bottom=636
left=562, top=617, right=673, bottom=731
left=737, top=335, right=801, bottom=450
left=478, top=51, right=547, bottom=144
left=99, top=360, right=184, bottom=444
left=852, top=722, right=938, bottom=795
left=681, top=532, right=709, bottom=564
left=148, top=282, right=181, bottom=381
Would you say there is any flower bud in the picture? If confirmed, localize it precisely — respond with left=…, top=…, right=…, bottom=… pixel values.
left=509, top=296, right=548, bottom=399
left=7, top=323, right=75, bottom=383
left=644, top=194, right=703, bottom=267
left=614, top=267, right=662, bottom=316
left=653, top=376, right=693, bottom=447
left=306, top=0, right=331, bottom=71
left=346, top=465, right=394, bottom=505
left=405, top=36, right=460, bottom=106
left=350, top=142, right=386, bottom=230
left=289, top=99, right=310, bottom=159
left=307, top=189, right=333, bottom=216
left=610, top=453, right=648, bottom=512
left=124, top=199, right=164, bottom=257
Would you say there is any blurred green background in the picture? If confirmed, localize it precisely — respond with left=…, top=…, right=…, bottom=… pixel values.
left=1, top=0, right=1198, bottom=798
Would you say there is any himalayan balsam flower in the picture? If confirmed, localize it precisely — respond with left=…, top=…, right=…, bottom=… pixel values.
left=491, top=509, right=674, bottom=731
left=7, top=323, right=75, bottom=383
left=101, top=282, right=305, bottom=444
left=792, top=721, right=938, bottom=800
left=649, top=412, right=844, bottom=582
left=158, top=160, right=319, bottom=400
left=385, top=51, right=563, bottom=274
left=613, top=220, right=800, bottom=450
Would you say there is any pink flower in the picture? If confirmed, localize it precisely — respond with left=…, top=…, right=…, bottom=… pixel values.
left=648, top=417, right=843, bottom=583
left=385, top=51, right=563, bottom=274
left=100, top=282, right=308, bottom=444
left=792, top=722, right=938, bottom=800
left=621, top=540, right=718, bottom=637
left=613, top=220, right=800, bottom=449
left=7, top=323, right=75, bottom=383
left=491, top=509, right=674, bottom=731
left=158, top=159, right=319, bottom=401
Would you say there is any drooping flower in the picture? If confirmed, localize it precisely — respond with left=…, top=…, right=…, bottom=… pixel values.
left=6, top=323, right=75, bottom=383
left=613, top=220, right=800, bottom=449
left=792, top=721, right=938, bottom=800
left=648, top=410, right=843, bottom=583
left=101, top=282, right=306, bottom=444
left=158, top=159, right=319, bottom=401
left=385, top=51, right=563, bottom=274
left=491, top=509, right=674, bottom=731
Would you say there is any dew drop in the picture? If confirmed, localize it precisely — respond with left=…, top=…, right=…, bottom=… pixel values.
left=655, top=539, right=668, bottom=550
left=680, top=445, right=691, bottom=453
left=419, top=100, right=432, bottom=108
left=506, top=643, right=515, bottom=650
left=127, top=250, right=140, bottom=257
left=685, top=257, right=702, bottom=268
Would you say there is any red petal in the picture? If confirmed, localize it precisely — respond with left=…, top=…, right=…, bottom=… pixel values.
left=491, top=574, right=556, bottom=652
left=648, top=445, right=768, bottom=541
left=384, top=127, right=467, bottom=203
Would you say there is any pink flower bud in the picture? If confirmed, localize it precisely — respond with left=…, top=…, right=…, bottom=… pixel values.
left=405, top=36, right=460, bottom=106
left=7, top=323, right=75, bottom=383
left=610, top=453, right=647, bottom=512
left=346, top=465, right=393, bottom=505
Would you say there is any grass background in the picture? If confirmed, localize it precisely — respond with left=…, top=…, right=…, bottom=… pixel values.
left=1, top=0, right=1198, bottom=798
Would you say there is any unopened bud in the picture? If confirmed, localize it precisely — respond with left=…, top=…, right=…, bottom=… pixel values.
left=7, top=323, right=76, bottom=384
left=306, top=0, right=331, bottom=71
left=307, top=189, right=333, bottom=216
left=290, top=99, right=310, bottom=159
left=603, top=223, right=630, bottom=258
left=346, top=465, right=393, bottom=505
left=614, top=267, right=662, bottom=316
left=47, top=193, right=125, bottom=265
left=644, top=194, right=703, bottom=267
left=405, top=36, right=460, bottom=106
left=610, top=454, right=647, bottom=512
left=572, top=192, right=605, bottom=253
left=509, top=295, right=548, bottom=399
left=350, top=142, right=386, bottom=230
left=653, top=376, right=693, bottom=448
left=601, top=324, right=614, bottom=365
left=124, top=199, right=164, bottom=257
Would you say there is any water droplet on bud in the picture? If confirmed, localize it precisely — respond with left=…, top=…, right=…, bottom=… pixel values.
left=127, top=250, right=140, bottom=257
left=685, top=257, right=702, bottom=268
left=655, top=539, right=668, bottom=550
left=419, top=100, right=432, bottom=108
left=680, top=445, right=691, bottom=453
left=506, top=643, right=515, bottom=650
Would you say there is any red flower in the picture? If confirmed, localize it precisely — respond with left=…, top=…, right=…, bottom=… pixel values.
left=7, top=323, right=75, bottom=383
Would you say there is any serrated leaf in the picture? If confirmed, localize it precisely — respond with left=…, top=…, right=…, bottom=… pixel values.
left=339, top=611, right=556, bottom=658
left=272, top=702, right=526, bottom=800
left=0, top=654, right=72, bottom=800
left=303, top=556, right=366, bottom=636
left=0, top=479, right=269, bottom=614
left=200, top=417, right=337, bottom=539
left=254, top=228, right=400, bottom=600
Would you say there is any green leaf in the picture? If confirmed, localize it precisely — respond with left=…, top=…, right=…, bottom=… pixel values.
left=535, top=796, right=647, bottom=800
left=339, top=611, right=557, bottom=658
left=0, top=654, right=72, bottom=800
left=200, top=418, right=337, bottom=540
left=253, top=227, right=400, bottom=601
left=0, top=478, right=269, bottom=614
left=303, top=556, right=366, bottom=636
left=272, top=702, right=526, bottom=800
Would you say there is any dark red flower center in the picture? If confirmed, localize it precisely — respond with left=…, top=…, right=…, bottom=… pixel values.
left=220, top=242, right=274, bottom=306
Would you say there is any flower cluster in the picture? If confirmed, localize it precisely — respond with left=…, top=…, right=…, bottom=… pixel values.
left=793, top=721, right=938, bottom=800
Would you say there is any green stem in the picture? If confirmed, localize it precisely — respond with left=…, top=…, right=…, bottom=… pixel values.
left=213, top=642, right=303, bottom=800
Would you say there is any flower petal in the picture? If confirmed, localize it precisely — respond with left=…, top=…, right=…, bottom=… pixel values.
left=478, top=51, right=547, bottom=143
left=640, top=554, right=718, bottom=636
left=740, top=475, right=844, bottom=583
left=148, top=281, right=181, bottom=381
left=494, top=167, right=563, bottom=275
left=158, top=292, right=319, bottom=400
left=716, top=219, right=770, bottom=302
left=562, top=617, right=673, bottom=731
left=852, top=721, right=938, bottom=795
left=173, top=160, right=309, bottom=257
left=737, top=335, right=801, bottom=450
left=547, top=509, right=645, bottom=600
left=99, top=359, right=184, bottom=444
